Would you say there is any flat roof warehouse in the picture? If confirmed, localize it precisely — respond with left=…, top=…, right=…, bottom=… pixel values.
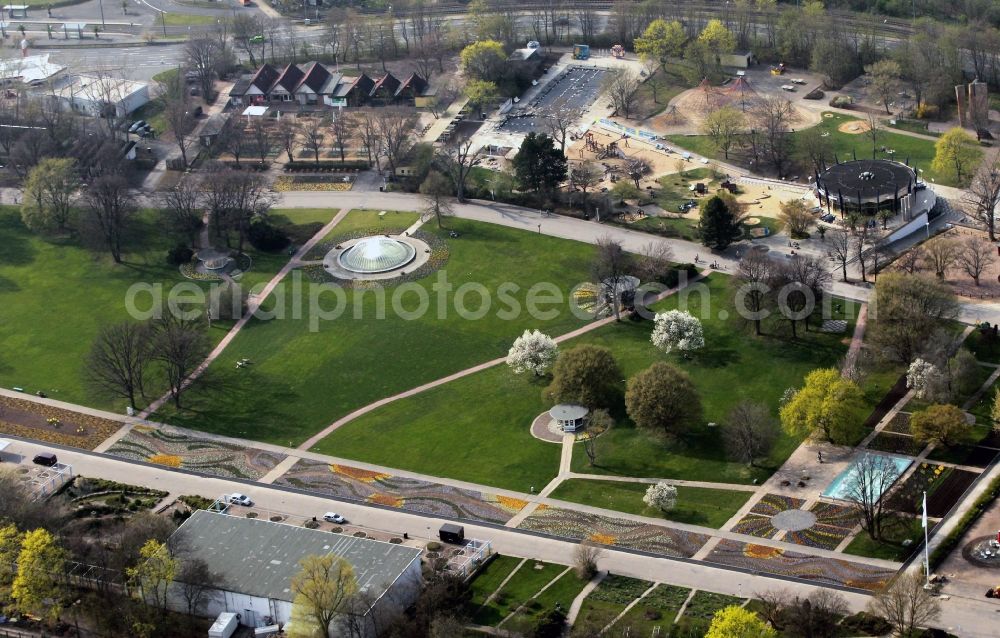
left=170, top=510, right=421, bottom=604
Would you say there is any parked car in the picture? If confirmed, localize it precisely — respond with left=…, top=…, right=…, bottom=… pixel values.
left=128, top=120, right=147, bottom=133
left=322, top=512, right=346, bottom=524
left=249, top=34, right=265, bottom=44
left=228, top=493, right=253, bottom=506
left=820, top=213, right=836, bottom=223
left=32, top=452, right=57, bottom=467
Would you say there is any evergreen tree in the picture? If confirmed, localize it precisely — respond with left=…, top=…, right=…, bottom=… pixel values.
left=512, top=133, right=568, bottom=198
left=698, top=196, right=742, bottom=249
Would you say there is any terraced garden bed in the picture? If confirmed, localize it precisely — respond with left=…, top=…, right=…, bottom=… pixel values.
left=926, top=469, right=979, bottom=518
left=866, top=432, right=923, bottom=456
left=472, top=561, right=564, bottom=626
left=61, top=476, right=169, bottom=517
left=612, top=584, right=690, bottom=636
left=0, top=395, right=122, bottom=450
left=888, top=462, right=953, bottom=515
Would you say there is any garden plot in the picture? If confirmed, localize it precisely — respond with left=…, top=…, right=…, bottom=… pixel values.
left=106, top=425, right=285, bottom=480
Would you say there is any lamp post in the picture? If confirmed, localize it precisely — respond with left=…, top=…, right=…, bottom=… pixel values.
left=98, top=0, right=105, bottom=26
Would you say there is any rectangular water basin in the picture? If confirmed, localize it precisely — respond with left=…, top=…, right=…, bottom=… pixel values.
left=822, top=452, right=913, bottom=501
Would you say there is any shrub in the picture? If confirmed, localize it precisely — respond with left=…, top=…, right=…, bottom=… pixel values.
left=353, top=531, right=367, bottom=538
left=179, top=495, right=214, bottom=511
left=246, top=512, right=258, bottom=518
left=916, top=103, right=940, bottom=119
left=270, top=515, right=284, bottom=522
left=331, top=526, right=343, bottom=533
left=840, top=611, right=892, bottom=636
left=248, top=220, right=290, bottom=252
left=661, top=263, right=699, bottom=288
left=426, top=541, right=442, bottom=551
left=830, top=95, right=853, bottom=108
left=304, top=521, right=320, bottom=529
left=166, top=244, right=194, bottom=266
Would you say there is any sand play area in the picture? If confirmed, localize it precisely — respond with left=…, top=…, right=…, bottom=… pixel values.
left=838, top=119, right=872, bottom=134
left=646, top=83, right=822, bottom=135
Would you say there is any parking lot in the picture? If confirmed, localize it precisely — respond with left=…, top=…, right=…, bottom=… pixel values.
left=499, top=66, right=610, bottom=134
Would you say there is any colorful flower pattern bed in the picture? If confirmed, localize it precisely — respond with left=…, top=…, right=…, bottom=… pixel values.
left=517, top=506, right=709, bottom=558
left=106, top=426, right=285, bottom=480
left=706, top=539, right=896, bottom=591
left=275, top=459, right=524, bottom=524
left=781, top=502, right=858, bottom=550
left=730, top=494, right=806, bottom=539
left=0, top=395, right=123, bottom=450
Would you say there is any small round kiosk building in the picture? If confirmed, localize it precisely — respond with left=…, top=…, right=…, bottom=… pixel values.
left=815, top=159, right=919, bottom=218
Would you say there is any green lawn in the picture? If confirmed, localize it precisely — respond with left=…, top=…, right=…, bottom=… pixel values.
left=571, top=575, right=652, bottom=636
left=548, top=479, right=752, bottom=528
left=161, top=12, right=219, bottom=26
left=612, top=584, right=689, bottom=636
left=504, top=570, right=589, bottom=634
left=888, top=119, right=940, bottom=137
left=156, top=213, right=597, bottom=459
left=472, top=561, right=565, bottom=626
left=843, top=516, right=923, bottom=562
left=966, top=328, right=1000, bottom=364
left=667, top=111, right=975, bottom=187
left=467, top=555, right=523, bottom=608
left=325, top=274, right=860, bottom=489
left=0, top=206, right=323, bottom=411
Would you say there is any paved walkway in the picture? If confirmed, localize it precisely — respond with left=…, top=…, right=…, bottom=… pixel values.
left=138, top=208, right=350, bottom=419
left=843, top=303, right=868, bottom=375
left=297, top=272, right=711, bottom=451
left=566, top=571, right=606, bottom=625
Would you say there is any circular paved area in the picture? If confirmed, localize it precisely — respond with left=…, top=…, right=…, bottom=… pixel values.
left=530, top=412, right=563, bottom=443
left=770, top=509, right=817, bottom=532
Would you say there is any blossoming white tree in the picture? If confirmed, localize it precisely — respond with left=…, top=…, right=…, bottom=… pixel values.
left=906, top=358, right=949, bottom=402
left=651, top=310, right=705, bottom=354
left=643, top=482, right=677, bottom=512
left=506, top=329, right=558, bottom=376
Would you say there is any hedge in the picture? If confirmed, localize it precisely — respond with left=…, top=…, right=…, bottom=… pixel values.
left=929, top=471, right=1000, bottom=569
left=285, top=160, right=370, bottom=171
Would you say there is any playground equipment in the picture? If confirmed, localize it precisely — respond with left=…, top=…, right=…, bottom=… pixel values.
left=573, top=44, right=590, bottom=60
left=770, top=62, right=786, bottom=75
left=611, top=44, right=625, bottom=58
left=583, top=132, right=622, bottom=160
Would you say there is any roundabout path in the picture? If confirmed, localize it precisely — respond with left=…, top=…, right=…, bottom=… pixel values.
left=297, top=272, right=710, bottom=451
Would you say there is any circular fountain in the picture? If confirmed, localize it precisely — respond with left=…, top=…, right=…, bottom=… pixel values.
left=962, top=536, right=1000, bottom=568
left=323, top=234, right=431, bottom=281
left=338, top=236, right=417, bottom=274
left=195, top=248, right=234, bottom=272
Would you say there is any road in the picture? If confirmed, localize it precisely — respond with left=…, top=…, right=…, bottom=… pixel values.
left=43, top=43, right=187, bottom=80
left=275, top=190, right=1000, bottom=326
left=1, top=436, right=995, bottom=636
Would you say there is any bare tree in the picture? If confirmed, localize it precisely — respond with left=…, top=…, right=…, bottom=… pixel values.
left=162, top=72, right=195, bottom=169
left=275, top=116, right=299, bottom=162
left=752, top=96, right=796, bottom=177
left=376, top=108, right=415, bottom=176
left=544, top=98, right=581, bottom=154
left=957, top=235, right=996, bottom=285
left=734, top=250, right=774, bottom=335
left=634, top=240, right=674, bottom=284
left=176, top=558, right=222, bottom=617
left=593, top=235, right=634, bottom=321
left=82, top=174, right=136, bottom=264
left=249, top=118, right=272, bottom=166
left=626, top=158, right=651, bottom=189
left=894, top=247, right=924, bottom=274
left=771, top=254, right=831, bottom=336
left=573, top=542, right=603, bottom=580
left=845, top=452, right=901, bottom=540
left=722, top=400, right=778, bottom=466
left=865, top=112, right=882, bottom=159
left=230, top=13, right=263, bottom=67
left=153, top=318, right=210, bottom=409
left=964, top=152, right=1000, bottom=240
left=184, top=37, right=226, bottom=102
left=853, top=223, right=875, bottom=283
left=438, top=138, right=480, bottom=202
left=85, top=321, right=152, bottom=410
left=219, top=121, right=250, bottom=168
left=868, top=573, right=941, bottom=638
left=355, top=111, right=381, bottom=170
left=921, top=235, right=960, bottom=279
left=419, top=171, right=454, bottom=228
left=603, top=68, right=640, bottom=119
left=330, top=112, right=350, bottom=163
left=827, top=229, right=851, bottom=281
left=299, top=116, right=327, bottom=164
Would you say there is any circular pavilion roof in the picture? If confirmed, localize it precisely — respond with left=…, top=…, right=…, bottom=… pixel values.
left=817, top=159, right=915, bottom=202
left=550, top=404, right=589, bottom=421
left=337, top=236, right=417, bottom=274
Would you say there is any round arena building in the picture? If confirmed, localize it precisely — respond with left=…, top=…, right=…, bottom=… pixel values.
left=815, top=159, right=919, bottom=218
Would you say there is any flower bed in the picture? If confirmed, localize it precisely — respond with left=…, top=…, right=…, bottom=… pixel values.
left=925, top=469, right=978, bottom=518
left=0, top=395, right=122, bottom=450
left=273, top=176, right=354, bottom=192
left=888, top=462, right=952, bottom=514
left=884, top=412, right=911, bottom=434
left=106, top=425, right=285, bottom=480
left=706, top=539, right=896, bottom=591
left=517, top=506, right=709, bottom=558
left=275, top=458, right=521, bottom=524
left=750, top=494, right=805, bottom=517
left=866, top=432, right=923, bottom=456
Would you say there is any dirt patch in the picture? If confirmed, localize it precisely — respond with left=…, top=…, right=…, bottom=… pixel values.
left=0, top=395, right=123, bottom=450
left=839, top=120, right=872, bottom=134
